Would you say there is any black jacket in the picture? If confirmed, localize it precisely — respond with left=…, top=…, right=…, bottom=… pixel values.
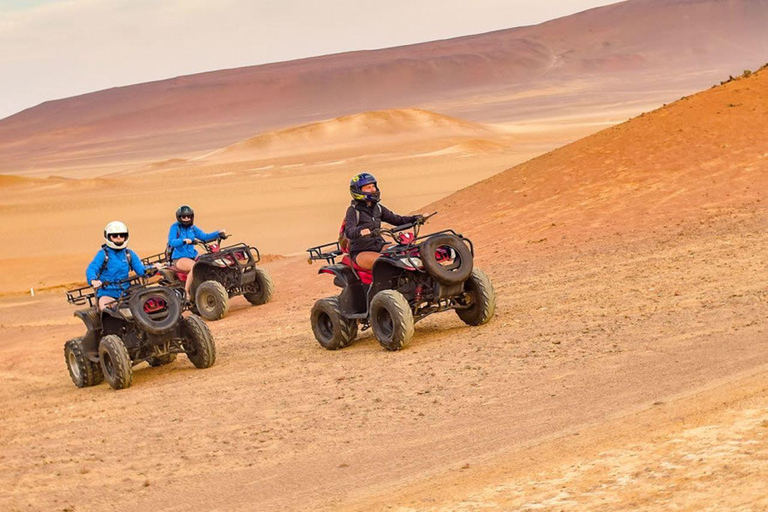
left=344, top=201, right=417, bottom=256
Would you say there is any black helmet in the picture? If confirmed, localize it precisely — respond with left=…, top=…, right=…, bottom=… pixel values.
left=176, top=205, right=194, bottom=227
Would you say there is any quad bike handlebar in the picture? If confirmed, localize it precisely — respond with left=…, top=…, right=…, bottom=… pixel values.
left=372, top=211, right=437, bottom=237
left=192, top=232, right=230, bottom=253
left=373, top=211, right=437, bottom=246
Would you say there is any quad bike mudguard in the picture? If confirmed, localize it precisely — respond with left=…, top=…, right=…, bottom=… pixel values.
left=369, top=256, right=421, bottom=299
left=318, top=264, right=368, bottom=317
left=74, top=307, right=101, bottom=360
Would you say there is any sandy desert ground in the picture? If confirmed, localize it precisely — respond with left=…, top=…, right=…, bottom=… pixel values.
left=1, top=57, right=766, bottom=512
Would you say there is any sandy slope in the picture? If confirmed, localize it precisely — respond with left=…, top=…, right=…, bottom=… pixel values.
left=0, top=67, right=766, bottom=511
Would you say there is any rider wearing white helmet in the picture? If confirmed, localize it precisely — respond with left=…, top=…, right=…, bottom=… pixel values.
left=86, top=221, right=150, bottom=310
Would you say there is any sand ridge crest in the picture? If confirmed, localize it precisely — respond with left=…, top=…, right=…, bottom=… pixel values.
left=210, top=108, right=499, bottom=160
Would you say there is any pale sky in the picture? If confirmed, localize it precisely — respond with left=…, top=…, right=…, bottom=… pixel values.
left=0, top=0, right=620, bottom=120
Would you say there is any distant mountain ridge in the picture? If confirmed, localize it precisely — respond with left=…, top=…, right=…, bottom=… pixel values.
left=1, top=0, right=766, bottom=175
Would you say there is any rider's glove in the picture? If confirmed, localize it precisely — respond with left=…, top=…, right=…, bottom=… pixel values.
left=414, top=215, right=426, bottom=224
left=370, top=228, right=382, bottom=237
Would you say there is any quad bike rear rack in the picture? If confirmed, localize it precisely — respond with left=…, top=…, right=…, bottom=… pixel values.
left=307, top=241, right=343, bottom=265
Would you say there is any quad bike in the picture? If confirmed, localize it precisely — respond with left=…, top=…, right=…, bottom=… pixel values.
left=64, top=273, right=216, bottom=390
left=142, top=234, right=273, bottom=321
left=306, top=213, right=495, bottom=351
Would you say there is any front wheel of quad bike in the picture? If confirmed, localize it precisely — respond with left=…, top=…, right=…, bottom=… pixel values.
left=456, top=268, right=496, bottom=326
left=419, top=234, right=474, bottom=285
left=182, top=315, right=216, bottom=369
left=64, top=337, right=104, bottom=388
left=310, top=297, right=358, bottom=350
left=370, top=290, right=414, bottom=351
left=244, top=267, right=274, bottom=306
left=98, top=335, right=133, bottom=390
left=194, top=280, right=229, bottom=321
left=147, top=353, right=177, bottom=367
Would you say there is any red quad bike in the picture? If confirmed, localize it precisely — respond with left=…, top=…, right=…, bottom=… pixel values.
left=142, top=234, right=274, bottom=321
left=64, top=274, right=216, bottom=390
left=306, top=213, right=496, bottom=351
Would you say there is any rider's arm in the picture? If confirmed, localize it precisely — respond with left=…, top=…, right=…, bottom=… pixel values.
left=129, top=249, right=147, bottom=276
left=168, top=224, right=186, bottom=248
left=343, top=206, right=364, bottom=239
left=85, top=250, right=106, bottom=285
left=194, top=226, right=220, bottom=242
left=381, top=205, right=417, bottom=226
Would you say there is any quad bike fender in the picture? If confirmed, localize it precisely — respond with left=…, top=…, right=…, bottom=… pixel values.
left=319, top=264, right=367, bottom=316
left=368, top=258, right=413, bottom=303
left=318, top=264, right=357, bottom=288
left=190, top=262, right=239, bottom=293
left=74, top=308, right=101, bottom=359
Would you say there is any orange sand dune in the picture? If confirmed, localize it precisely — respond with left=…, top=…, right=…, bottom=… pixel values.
left=426, top=68, right=768, bottom=247
left=1, top=0, right=765, bottom=176
left=207, top=108, right=499, bottom=161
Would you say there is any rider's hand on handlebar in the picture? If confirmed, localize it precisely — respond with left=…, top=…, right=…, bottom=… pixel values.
left=218, top=229, right=228, bottom=239
left=90, top=279, right=102, bottom=288
left=184, top=238, right=193, bottom=245
left=415, top=212, right=431, bottom=224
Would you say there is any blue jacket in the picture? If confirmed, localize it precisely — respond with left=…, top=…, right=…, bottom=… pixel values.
left=86, top=245, right=147, bottom=298
left=168, top=223, right=220, bottom=260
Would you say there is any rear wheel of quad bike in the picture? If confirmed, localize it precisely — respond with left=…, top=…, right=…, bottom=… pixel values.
left=420, top=234, right=473, bottom=285
left=129, top=287, right=182, bottom=335
left=456, top=268, right=496, bottom=326
left=310, top=297, right=358, bottom=350
left=64, top=337, right=104, bottom=388
left=244, top=267, right=274, bottom=306
left=98, top=335, right=133, bottom=390
left=370, top=290, right=414, bottom=351
left=147, top=353, right=177, bottom=367
left=194, top=281, right=229, bottom=321
left=182, top=315, right=216, bottom=369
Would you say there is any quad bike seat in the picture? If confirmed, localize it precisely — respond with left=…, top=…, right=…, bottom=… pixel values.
left=165, top=265, right=189, bottom=282
left=340, top=255, right=373, bottom=285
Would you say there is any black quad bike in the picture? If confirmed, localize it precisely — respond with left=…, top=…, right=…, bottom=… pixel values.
left=306, top=214, right=495, bottom=351
left=64, top=274, right=216, bottom=390
left=142, top=234, right=273, bottom=321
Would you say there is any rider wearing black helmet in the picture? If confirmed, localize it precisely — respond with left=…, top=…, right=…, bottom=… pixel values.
left=344, top=172, right=428, bottom=270
left=168, top=205, right=226, bottom=299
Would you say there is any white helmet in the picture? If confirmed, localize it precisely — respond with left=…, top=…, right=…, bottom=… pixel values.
left=104, top=221, right=129, bottom=249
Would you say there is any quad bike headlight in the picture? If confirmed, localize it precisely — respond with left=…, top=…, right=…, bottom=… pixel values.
left=400, top=257, right=423, bottom=268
